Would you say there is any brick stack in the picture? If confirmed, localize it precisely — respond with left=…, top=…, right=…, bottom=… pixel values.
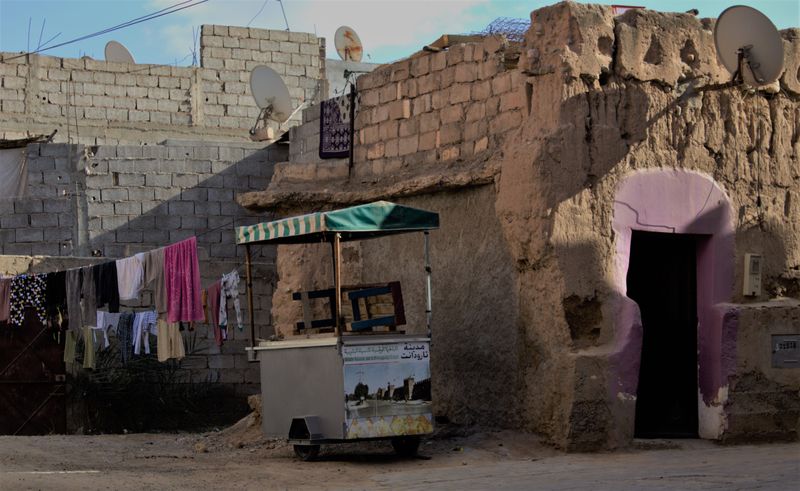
left=353, top=36, right=526, bottom=177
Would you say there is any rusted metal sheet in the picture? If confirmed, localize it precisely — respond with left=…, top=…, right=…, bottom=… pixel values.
left=0, top=309, right=66, bottom=435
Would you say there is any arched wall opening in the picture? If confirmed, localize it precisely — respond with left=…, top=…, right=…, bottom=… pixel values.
left=610, top=168, right=735, bottom=439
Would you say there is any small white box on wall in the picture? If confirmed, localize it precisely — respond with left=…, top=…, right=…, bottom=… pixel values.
left=743, top=253, right=762, bottom=297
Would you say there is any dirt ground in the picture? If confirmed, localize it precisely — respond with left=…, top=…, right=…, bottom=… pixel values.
left=1, top=421, right=798, bottom=491
left=0, top=424, right=556, bottom=490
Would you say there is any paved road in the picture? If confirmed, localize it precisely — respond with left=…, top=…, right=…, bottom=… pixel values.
left=373, top=442, right=800, bottom=490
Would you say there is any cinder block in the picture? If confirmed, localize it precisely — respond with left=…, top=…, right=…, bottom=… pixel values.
left=168, top=201, right=195, bottom=215
left=117, top=145, right=142, bottom=160
left=116, top=229, right=143, bottom=243
left=128, top=215, right=155, bottom=230
left=14, top=200, right=43, bottom=213
left=101, top=215, right=129, bottom=230
left=172, top=174, right=199, bottom=188
left=30, top=242, right=60, bottom=256
left=114, top=202, right=142, bottom=215
left=101, top=188, right=128, bottom=201
left=16, top=228, right=43, bottom=242
left=180, top=188, right=207, bottom=202
left=145, top=174, right=172, bottom=187
left=29, top=213, right=59, bottom=228
left=156, top=215, right=181, bottom=229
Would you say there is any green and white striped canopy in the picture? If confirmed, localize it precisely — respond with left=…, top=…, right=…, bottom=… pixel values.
left=236, top=201, right=440, bottom=245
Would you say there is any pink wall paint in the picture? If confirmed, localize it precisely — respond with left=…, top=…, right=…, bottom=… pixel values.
left=610, top=169, right=735, bottom=404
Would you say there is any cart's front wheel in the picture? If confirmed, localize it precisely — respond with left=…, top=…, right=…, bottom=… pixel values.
left=391, top=436, right=421, bottom=457
left=293, top=444, right=320, bottom=461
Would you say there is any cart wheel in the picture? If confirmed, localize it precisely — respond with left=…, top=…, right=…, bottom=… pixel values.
left=391, top=436, right=421, bottom=457
left=293, top=444, right=321, bottom=461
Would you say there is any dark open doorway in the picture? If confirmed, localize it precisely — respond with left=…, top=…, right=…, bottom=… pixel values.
left=627, top=231, right=699, bottom=438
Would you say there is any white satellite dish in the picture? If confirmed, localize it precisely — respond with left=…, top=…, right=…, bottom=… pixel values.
left=249, top=65, right=293, bottom=123
left=104, top=40, right=135, bottom=64
left=335, top=26, right=363, bottom=62
left=714, top=5, right=784, bottom=87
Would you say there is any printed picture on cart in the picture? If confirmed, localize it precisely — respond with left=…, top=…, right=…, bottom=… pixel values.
left=342, top=343, right=433, bottom=438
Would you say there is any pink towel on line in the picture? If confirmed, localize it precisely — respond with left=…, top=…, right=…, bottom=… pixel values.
left=164, top=236, right=204, bottom=323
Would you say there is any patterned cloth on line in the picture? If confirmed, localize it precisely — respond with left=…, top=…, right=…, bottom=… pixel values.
left=219, top=270, right=243, bottom=331
left=319, top=95, right=353, bottom=159
left=9, top=274, right=47, bottom=326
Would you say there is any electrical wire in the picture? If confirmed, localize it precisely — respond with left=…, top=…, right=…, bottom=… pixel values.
left=2, top=0, right=208, bottom=62
left=247, top=0, right=270, bottom=27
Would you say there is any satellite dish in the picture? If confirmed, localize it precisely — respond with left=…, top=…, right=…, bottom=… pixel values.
left=249, top=65, right=293, bottom=123
left=104, top=40, right=135, bottom=64
left=335, top=26, right=363, bottom=62
left=714, top=5, right=784, bottom=87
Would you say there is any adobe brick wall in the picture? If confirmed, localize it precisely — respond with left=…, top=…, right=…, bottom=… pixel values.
left=352, top=36, right=525, bottom=177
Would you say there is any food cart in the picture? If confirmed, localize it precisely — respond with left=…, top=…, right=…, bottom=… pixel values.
left=237, top=201, right=439, bottom=460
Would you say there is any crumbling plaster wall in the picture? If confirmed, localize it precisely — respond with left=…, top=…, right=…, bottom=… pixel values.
left=242, top=2, right=800, bottom=449
left=0, top=25, right=322, bottom=144
left=495, top=2, right=800, bottom=448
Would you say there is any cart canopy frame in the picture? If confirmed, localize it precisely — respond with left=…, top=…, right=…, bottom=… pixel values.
left=236, top=201, right=439, bottom=245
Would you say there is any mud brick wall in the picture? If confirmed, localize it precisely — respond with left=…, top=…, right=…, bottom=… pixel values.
left=0, top=25, right=323, bottom=144
left=352, top=37, right=525, bottom=177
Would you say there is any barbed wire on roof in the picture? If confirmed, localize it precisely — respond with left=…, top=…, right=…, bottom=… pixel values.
left=471, top=17, right=530, bottom=43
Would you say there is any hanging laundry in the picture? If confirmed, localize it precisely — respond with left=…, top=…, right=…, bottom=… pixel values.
left=206, top=280, right=223, bottom=347
left=116, top=312, right=135, bottom=364
left=8, top=274, right=47, bottom=326
left=63, top=330, right=77, bottom=364
left=81, top=266, right=98, bottom=328
left=45, top=271, right=67, bottom=329
left=156, top=319, right=185, bottom=362
left=142, top=248, right=167, bottom=316
left=95, top=311, right=121, bottom=349
left=164, top=236, right=203, bottom=323
left=0, top=276, right=11, bottom=323
left=201, top=289, right=209, bottom=323
left=82, top=325, right=96, bottom=370
left=116, top=254, right=144, bottom=301
left=132, top=310, right=158, bottom=355
left=93, top=262, right=120, bottom=313
left=219, top=270, right=243, bottom=331
left=65, top=269, right=82, bottom=331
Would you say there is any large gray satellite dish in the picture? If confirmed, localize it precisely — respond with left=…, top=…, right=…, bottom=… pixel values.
left=335, top=26, right=363, bottom=62
left=714, top=5, right=784, bottom=87
left=104, top=40, right=135, bottom=64
left=249, top=65, right=293, bottom=123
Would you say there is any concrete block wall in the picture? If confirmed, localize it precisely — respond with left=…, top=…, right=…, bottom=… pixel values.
left=0, top=144, right=78, bottom=256
left=2, top=141, right=283, bottom=395
left=0, top=24, right=323, bottom=144
left=200, top=25, right=323, bottom=129
left=352, top=36, right=525, bottom=177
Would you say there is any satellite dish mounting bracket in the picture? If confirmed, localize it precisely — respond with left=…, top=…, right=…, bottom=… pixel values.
left=732, top=45, right=765, bottom=85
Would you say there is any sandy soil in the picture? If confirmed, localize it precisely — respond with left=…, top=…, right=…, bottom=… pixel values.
left=0, top=423, right=557, bottom=491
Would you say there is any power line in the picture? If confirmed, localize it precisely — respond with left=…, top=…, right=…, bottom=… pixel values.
left=2, top=0, right=208, bottom=62
left=247, top=0, right=270, bottom=27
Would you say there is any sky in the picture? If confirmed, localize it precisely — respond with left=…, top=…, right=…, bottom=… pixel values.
left=0, top=0, right=798, bottom=66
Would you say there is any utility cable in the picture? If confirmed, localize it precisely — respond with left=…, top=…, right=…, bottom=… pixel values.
left=2, top=0, right=208, bottom=62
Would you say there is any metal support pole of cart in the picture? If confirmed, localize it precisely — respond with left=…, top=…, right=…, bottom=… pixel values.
left=424, top=231, right=432, bottom=339
left=245, top=244, right=256, bottom=349
left=331, top=233, right=343, bottom=337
